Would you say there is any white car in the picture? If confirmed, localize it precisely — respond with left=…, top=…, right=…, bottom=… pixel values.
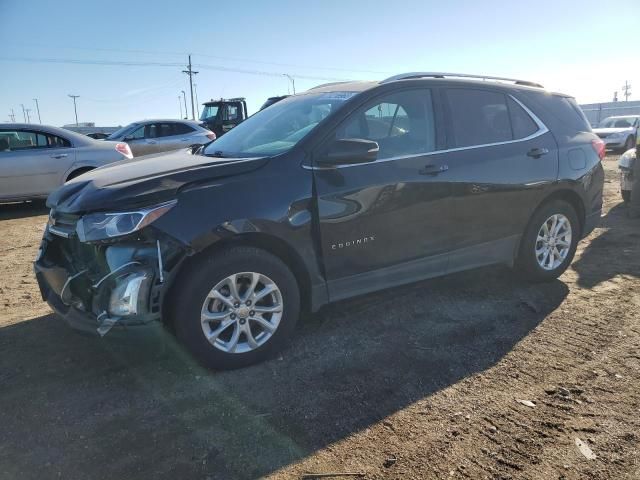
left=593, top=115, right=639, bottom=152
left=618, top=147, right=636, bottom=203
left=0, top=123, right=133, bottom=202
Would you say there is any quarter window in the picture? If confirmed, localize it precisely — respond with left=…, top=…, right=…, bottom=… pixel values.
left=446, top=89, right=513, bottom=147
left=337, top=89, right=436, bottom=159
left=508, top=97, right=538, bottom=139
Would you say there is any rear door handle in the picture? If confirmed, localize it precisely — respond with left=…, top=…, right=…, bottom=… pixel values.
left=50, top=153, right=68, bottom=159
left=146, top=139, right=157, bottom=144
left=527, top=147, right=549, bottom=158
left=419, top=164, right=448, bottom=176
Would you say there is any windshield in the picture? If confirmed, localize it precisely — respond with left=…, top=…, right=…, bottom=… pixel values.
left=203, top=92, right=357, bottom=157
left=107, top=123, right=138, bottom=140
left=599, top=117, right=638, bottom=128
left=200, top=105, right=219, bottom=121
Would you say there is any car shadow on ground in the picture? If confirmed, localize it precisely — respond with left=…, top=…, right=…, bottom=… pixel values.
left=0, top=200, right=48, bottom=220
left=573, top=202, right=640, bottom=288
left=0, top=266, right=568, bottom=479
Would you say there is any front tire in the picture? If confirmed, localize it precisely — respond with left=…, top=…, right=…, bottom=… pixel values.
left=515, top=200, right=580, bottom=282
left=172, top=246, right=300, bottom=370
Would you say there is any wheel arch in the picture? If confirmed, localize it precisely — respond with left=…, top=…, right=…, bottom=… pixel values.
left=164, top=232, right=314, bottom=321
left=65, top=166, right=95, bottom=182
left=533, top=188, right=586, bottom=236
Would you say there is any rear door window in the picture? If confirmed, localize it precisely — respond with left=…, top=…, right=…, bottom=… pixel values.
left=0, top=130, right=70, bottom=150
left=445, top=89, right=513, bottom=148
left=172, top=123, right=195, bottom=135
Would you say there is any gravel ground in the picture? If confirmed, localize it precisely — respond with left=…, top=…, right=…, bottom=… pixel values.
left=0, top=156, right=638, bottom=480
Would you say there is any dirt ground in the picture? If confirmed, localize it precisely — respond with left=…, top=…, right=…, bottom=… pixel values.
left=0, top=156, right=638, bottom=480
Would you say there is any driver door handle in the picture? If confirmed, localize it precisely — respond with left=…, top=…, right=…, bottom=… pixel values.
left=145, top=139, right=157, bottom=144
left=527, top=147, right=549, bottom=158
left=50, top=153, right=68, bottom=159
left=419, top=164, right=448, bottom=176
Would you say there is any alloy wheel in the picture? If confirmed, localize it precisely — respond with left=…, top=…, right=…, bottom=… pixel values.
left=535, top=213, right=572, bottom=271
left=200, top=272, right=283, bottom=354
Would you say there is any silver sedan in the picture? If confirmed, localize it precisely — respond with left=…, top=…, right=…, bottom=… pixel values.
left=105, top=119, right=215, bottom=156
left=0, top=123, right=133, bottom=202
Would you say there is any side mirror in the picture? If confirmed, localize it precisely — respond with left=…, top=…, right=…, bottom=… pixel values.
left=190, top=144, right=204, bottom=155
left=319, top=138, right=379, bottom=166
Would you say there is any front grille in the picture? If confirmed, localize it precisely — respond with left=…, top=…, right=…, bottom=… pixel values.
left=48, top=210, right=80, bottom=238
left=596, top=132, right=610, bottom=139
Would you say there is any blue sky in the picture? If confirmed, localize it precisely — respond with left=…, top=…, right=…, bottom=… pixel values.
left=1, top=0, right=638, bottom=126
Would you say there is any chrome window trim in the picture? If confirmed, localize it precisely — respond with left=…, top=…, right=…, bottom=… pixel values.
left=305, top=94, right=549, bottom=170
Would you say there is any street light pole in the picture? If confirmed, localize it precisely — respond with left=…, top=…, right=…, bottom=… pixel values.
left=20, top=104, right=27, bottom=122
left=181, top=90, right=188, bottom=120
left=194, top=83, right=200, bottom=119
left=283, top=74, right=296, bottom=94
left=25, top=108, right=31, bottom=123
left=9, top=108, right=16, bottom=122
left=179, top=95, right=183, bottom=119
left=68, top=95, right=80, bottom=126
left=33, top=98, right=42, bottom=123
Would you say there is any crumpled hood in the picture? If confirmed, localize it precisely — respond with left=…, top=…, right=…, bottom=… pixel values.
left=47, top=149, right=269, bottom=214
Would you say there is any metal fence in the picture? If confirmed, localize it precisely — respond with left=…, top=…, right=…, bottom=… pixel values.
left=580, top=101, right=640, bottom=127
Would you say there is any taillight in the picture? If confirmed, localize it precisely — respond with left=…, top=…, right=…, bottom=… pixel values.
left=116, top=142, right=133, bottom=159
left=206, top=133, right=216, bottom=141
left=591, top=138, right=605, bottom=161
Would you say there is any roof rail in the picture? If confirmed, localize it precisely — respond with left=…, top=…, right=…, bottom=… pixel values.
left=381, top=72, right=544, bottom=88
left=308, top=81, right=352, bottom=90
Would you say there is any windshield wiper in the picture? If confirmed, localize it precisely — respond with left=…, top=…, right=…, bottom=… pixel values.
left=209, top=150, right=226, bottom=158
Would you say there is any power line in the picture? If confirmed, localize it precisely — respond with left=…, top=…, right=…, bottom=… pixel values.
left=8, top=43, right=391, bottom=75
left=0, top=56, right=350, bottom=81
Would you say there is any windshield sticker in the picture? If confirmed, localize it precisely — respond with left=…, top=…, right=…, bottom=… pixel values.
left=317, top=91, right=358, bottom=101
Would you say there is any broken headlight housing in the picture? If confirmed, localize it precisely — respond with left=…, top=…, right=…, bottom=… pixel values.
left=76, top=200, right=176, bottom=243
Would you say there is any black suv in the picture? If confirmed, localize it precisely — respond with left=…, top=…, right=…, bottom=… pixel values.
left=35, top=72, right=605, bottom=369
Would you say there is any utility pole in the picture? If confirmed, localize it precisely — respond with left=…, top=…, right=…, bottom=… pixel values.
left=283, top=74, right=296, bottom=94
left=194, top=83, right=200, bottom=119
left=9, top=109, right=16, bottom=122
left=68, top=95, right=79, bottom=125
left=33, top=98, right=41, bottom=123
left=181, top=90, right=188, bottom=120
left=182, top=55, right=198, bottom=120
left=25, top=108, right=31, bottom=123
left=20, top=104, right=27, bottom=122
left=178, top=95, right=183, bottom=119
left=622, top=81, right=631, bottom=102
left=613, top=91, right=618, bottom=102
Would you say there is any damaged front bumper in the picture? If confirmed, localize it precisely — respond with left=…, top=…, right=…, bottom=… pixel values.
left=34, top=212, right=184, bottom=337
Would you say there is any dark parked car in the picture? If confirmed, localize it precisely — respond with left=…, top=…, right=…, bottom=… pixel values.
left=35, top=72, right=604, bottom=369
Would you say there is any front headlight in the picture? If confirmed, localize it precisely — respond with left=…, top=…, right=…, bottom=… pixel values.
left=76, top=200, right=176, bottom=243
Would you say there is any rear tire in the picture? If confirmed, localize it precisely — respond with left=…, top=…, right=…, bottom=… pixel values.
left=515, top=200, right=580, bottom=283
left=172, top=246, right=300, bottom=370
